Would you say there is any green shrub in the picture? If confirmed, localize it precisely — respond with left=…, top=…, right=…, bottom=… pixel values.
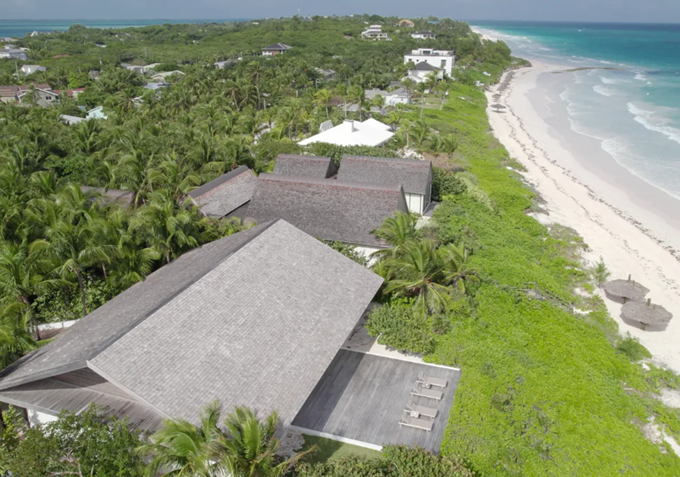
left=365, top=300, right=436, bottom=354
left=590, top=256, right=611, bottom=287
left=432, top=167, right=465, bottom=201
left=304, top=143, right=399, bottom=164
left=324, top=241, right=368, bottom=266
left=615, top=334, right=652, bottom=362
left=32, top=275, right=118, bottom=323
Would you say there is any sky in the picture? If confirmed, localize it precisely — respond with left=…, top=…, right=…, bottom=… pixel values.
left=2, top=0, right=680, bottom=23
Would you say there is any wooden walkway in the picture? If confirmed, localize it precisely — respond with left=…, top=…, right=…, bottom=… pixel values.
left=291, top=350, right=461, bottom=452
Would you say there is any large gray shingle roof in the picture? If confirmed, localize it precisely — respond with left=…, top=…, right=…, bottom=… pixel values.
left=273, top=154, right=336, bottom=179
left=0, top=224, right=269, bottom=391
left=187, top=166, right=257, bottom=218
left=337, top=155, right=433, bottom=196
left=0, top=220, right=383, bottom=426
left=246, top=174, right=409, bottom=248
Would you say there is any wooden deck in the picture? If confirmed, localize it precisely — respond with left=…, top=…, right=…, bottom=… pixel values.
left=291, top=350, right=461, bottom=452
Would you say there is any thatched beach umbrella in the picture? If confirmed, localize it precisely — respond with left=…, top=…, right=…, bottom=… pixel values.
left=622, top=299, right=673, bottom=330
left=603, top=276, right=649, bottom=302
left=491, top=103, right=506, bottom=112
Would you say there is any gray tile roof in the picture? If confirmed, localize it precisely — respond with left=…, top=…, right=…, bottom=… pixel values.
left=337, top=155, right=433, bottom=196
left=273, top=154, right=336, bottom=179
left=0, top=220, right=383, bottom=427
left=187, top=166, right=258, bottom=218
left=262, top=43, right=292, bottom=51
left=414, top=62, right=438, bottom=71
left=246, top=175, right=409, bottom=248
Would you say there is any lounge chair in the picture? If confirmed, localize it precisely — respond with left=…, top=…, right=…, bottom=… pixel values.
left=410, top=386, right=442, bottom=401
left=416, top=372, right=448, bottom=388
left=404, top=401, right=438, bottom=418
left=399, top=413, right=433, bottom=432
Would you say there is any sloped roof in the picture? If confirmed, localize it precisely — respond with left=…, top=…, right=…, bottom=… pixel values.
left=337, top=155, right=433, bottom=196
left=246, top=174, right=409, bottom=248
left=262, top=43, right=292, bottom=51
left=273, top=154, right=336, bottom=179
left=0, top=220, right=383, bottom=426
left=80, top=186, right=135, bottom=206
left=298, top=119, right=394, bottom=147
left=187, top=166, right=258, bottom=218
left=414, top=62, right=438, bottom=71
left=414, top=30, right=435, bottom=35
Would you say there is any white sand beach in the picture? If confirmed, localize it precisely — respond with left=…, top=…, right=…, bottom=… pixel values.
left=485, top=60, right=680, bottom=373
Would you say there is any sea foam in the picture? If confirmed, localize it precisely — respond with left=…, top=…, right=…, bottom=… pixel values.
left=627, top=102, right=680, bottom=146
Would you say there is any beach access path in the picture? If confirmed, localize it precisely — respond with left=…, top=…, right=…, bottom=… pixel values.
left=486, top=60, right=680, bottom=373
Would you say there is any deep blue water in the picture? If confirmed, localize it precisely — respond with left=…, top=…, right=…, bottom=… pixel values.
left=471, top=21, right=680, bottom=199
left=0, top=19, right=248, bottom=38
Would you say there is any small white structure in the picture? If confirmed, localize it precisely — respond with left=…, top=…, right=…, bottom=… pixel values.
left=299, top=119, right=394, bottom=147
left=150, top=70, right=184, bottom=82
left=365, top=88, right=411, bottom=107
left=0, top=48, right=27, bottom=61
left=411, top=30, right=436, bottom=40
left=121, top=63, right=160, bottom=74
left=404, top=48, right=455, bottom=76
left=19, top=65, right=46, bottom=75
left=361, top=25, right=390, bottom=40
left=86, top=106, right=107, bottom=120
left=60, top=115, right=87, bottom=125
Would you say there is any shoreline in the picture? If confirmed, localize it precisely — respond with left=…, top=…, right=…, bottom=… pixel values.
left=486, top=61, right=680, bottom=373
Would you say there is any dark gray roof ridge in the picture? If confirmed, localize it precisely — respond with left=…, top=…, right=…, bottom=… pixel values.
left=260, top=173, right=404, bottom=193
left=188, top=165, right=251, bottom=199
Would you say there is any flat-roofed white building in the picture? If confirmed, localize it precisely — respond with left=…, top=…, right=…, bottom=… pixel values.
left=362, top=25, right=390, bottom=40
left=404, top=48, right=455, bottom=76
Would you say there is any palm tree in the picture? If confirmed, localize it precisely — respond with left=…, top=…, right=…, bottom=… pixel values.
left=218, top=407, right=311, bottom=477
left=139, top=401, right=223, bottom=477
left=415, top=82, right=427, bottom=119
left=371, top=94, right=386, bottom=114
left=371, top=212, right=419, bottom=257
left=130, top=190, right=201, bottom=264
left=345, top=85, right=365, bottom=120
left=314, top=89, right=332, bottom=118
left=378, top=239, right=451, bottom=316
left=0, top=306, right=37, bottom=368
left=439, top=242, right=480, bottom=294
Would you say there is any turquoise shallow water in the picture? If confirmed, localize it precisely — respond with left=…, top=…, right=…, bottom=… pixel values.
left=0, top=19, right=247, bottom=38
left=471, top=21, right=680, bottom=200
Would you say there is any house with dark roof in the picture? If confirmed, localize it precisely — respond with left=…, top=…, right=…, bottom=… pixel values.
left=0, top=220, right=383, bottom=430
left=186, top=166, right=258, bottom=220
left=246, top=174, right=409, bottom=251
left=337, top=155, right=433, bottom=215
left=261, top=43, right=292, bottom=56
left=273, top=154, right=337, bottom=179
left=403, top=61, right=444, bottom=84
left=404, top=48, right=455, bottom=76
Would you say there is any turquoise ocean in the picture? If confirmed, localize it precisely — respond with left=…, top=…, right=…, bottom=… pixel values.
left=0, top=19, right=247, bottom=38
left=471, top=22, right=680, bottom=200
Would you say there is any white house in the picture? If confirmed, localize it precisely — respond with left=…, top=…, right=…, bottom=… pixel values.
left=86, top=106, right=107, bottom=120
left=403, top=62, right=444, bottom=84
left=361, top=25, right=390, bottom=40
left=298, top=119, right=394, bottom=147
left=19, top=65, right=46, bottom=75
left=261, top=43, right=292, bottom=56
left=411, top=30, right=436, bottom=40
left=150, top=70, right=185, bottom=82
left=121, top=63, right=159, bottom=74
left=0, top=48, right=27, bottom=61
left=404, top=48, right=455, bottom=76
left=365, top=88, right=411, bottom=107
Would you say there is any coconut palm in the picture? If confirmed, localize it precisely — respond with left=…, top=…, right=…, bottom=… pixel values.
left=139, top=400, right=223, bottom=477
left=218, top=407, right=311, bottom=477
left=378, top=239, right=452, bottom=316
left=371, top=212, right=420, bottom=258
left=314, top=88, right=332, bottom=118
left=345, top=85, right=366, bottom=120
left=439, top=242, right=480, bottom=294
left=130, top=190, right=201, bottom=264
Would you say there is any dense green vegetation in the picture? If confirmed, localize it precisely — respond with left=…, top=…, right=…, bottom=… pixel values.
left=366, top=78, right=680, bottom=475
left=297, top=435, right=381, bottom=465
left=1, top=14, right=678, bottom=477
